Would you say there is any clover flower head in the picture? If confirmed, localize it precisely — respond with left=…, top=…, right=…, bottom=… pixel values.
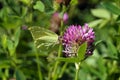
left=52, top=12, right=69, bottom=24
left=63, top=13, right=69, bottom=23
left=62, top=24, right=95, bottom=57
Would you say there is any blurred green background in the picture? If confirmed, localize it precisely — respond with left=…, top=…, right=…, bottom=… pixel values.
left=0, top=0, right=120, bottom=80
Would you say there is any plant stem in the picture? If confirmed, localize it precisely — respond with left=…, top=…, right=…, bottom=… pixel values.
left=35, top=52, right=43, bottom=80
left=58, top=62, right=68, bottom=78
left=75, top=63, right=80, bottom=80
left=52, top=44, right=62, bottom=80
left=52, top=16, right=64, bottom=79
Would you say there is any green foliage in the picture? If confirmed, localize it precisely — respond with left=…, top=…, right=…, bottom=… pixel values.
left=0, top=0, right=120, bottom=80
left=33, top=1, right=45, bottom=12
left=77, top=42, right=87, bottom=61
left=16, top=70, right=26, bottom=80
left=57, top=42, right=87, bottom=63
left=57, top=57, right=79, bottom=63
left=91, top=9, right=111, bottom=19
left=101, top=2, right=120, bottom=15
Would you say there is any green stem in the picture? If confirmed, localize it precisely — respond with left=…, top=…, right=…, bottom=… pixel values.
left=75, top=63, right=80, bottom=80
left=58, top=62, right=68, bottom=78
left=48, top=67, right=52, bottom=80
left=52, top=44, right=62, bottom=80
left=52, top=15, right=64, bottom=79
left=35, top=52, right=43, bottom=80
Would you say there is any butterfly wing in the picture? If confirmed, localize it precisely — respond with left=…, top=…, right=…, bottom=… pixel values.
left=29, top=26, right=58, bottom=49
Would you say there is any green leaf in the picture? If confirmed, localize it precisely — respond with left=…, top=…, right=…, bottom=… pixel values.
left=57, top=42, right=87, bottom=63
left=42, top=0, right=53, bottom=13
left=88, top=19, right=103, bottom=28
left=21, top=7, right=28, bottom=17
left=16, top=70, right=26, bottom=80
left=57, top=57, right=79, bottom=63
left=1, top=34, right=7, bottom=49
left=19, top=0, right=31, bottom=5
left=95, top=40, right=102, bottom=47
left=14, top=27, right=21, bottom=48
left=116, top=15, right=120, bottom=20
left=58, top=62, right=68, bottom=78
left=98, top=19, right=109, bottom=28
left=107, top=40, right=117, bottom=58
left=77, top=42, right=87, bottom=61
left=7, top=39, right=15, bottom=56
left=70, top=0, right=78, bottom=6
left=91, top=8, right=111, bottom=19
left=33, top=1, right=45, bottom=12
left=101, top=2, right=120, bottom=15
left=29, top=26, right=58, bottom=49
left=2, top=16, right=22, bottom=29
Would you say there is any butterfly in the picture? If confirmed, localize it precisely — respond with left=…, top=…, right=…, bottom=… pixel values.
left=29, top=26, right=59, bottom=50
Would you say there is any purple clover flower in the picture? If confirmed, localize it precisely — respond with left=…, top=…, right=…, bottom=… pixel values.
left=62, top=24, right=95, bottom=57
left=63, top=13, right=69, bottom=23
left=52, top=12, right=69, bottom=24
left=53, top=12, right=59, bottom=18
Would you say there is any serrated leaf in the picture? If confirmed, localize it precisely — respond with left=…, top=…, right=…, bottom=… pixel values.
left=57, top=57, right=79, bottom=63
left=29, top=26, right=58, bottom=49
left=101, top=2, right=120, bottom=15
left=77, top=42, right=87, bottom=61
left=33, top=1, right=45, bottom=12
